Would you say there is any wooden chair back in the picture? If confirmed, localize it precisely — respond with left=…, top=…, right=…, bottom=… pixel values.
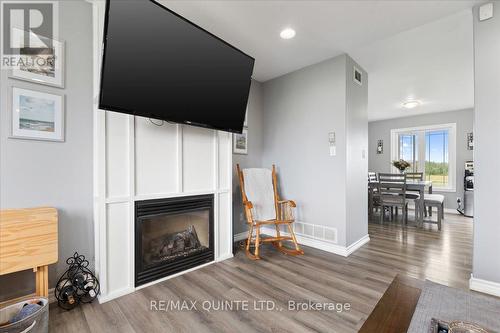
left=405, top=172, right=424, bottom=181
left=236, top=164, right=280, bottom=222
left=377, top=173, right=407, bottom=206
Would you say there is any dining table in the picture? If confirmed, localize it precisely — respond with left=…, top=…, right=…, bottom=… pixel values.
left=369, top=180, right=433, bottom=227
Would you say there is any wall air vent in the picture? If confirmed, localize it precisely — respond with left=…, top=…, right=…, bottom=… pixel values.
left=354, top=67, right=362, bottom=85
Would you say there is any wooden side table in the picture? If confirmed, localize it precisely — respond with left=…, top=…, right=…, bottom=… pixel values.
left=0, top=207, right=58, bottom=299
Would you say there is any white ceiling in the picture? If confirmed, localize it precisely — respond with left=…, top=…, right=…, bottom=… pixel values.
left=350, top=10, right=474, bottom=121
left=161, top=0, right=479, bottom=120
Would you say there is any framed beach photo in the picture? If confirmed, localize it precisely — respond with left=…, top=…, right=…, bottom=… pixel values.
left=10, top=40, right=65, bottom=88
left=233, top=127, right=248, bottom=155
left=11, top=87, right=65, bottom=142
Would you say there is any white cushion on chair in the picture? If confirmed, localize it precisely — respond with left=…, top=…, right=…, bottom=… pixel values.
left=242, top=168, right=277, bottom=221
left=424, top=194, right=445, bottom=204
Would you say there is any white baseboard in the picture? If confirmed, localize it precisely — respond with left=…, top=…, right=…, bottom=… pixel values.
left=233, top=231, right=248, bottom=242
left=216, top=253, right=234, bottom=262
left=98, top=260, right=221, bottom=303
left=346, top=234, right=371, bottom=256
left=98, top=287, right=136, bottom=304
left=469, top=275, right=500, bottom=297
left=444, top=208, right=460, bottom=214
left=261, top=226, right=369, bottom=257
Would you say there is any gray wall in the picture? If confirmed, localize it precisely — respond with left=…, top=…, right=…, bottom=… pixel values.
left=345, top=56, right=369, bottom=245
left=472, top=3, right=500, bottom=284
left=232, top=80, right=265, bottom=235
left=262, top=55, right=348, bottom=245
left=0, top=1, right=93, bottom=301
left=260, top=54, right=368, bottom=247
left=368, top=109, right=474, bottom=208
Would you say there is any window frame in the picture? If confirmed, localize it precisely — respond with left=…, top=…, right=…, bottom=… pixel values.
left=390, top=123, right=456, bottom=192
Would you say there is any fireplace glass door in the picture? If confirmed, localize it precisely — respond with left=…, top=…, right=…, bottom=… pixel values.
left=141, top=210, right=210, bottom=268
left=135, top=194, right=214, bottom=286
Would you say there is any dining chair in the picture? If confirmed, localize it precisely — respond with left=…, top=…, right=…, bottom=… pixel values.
left=405, top=172, right=424, bottom=181
left=424, top=194, right=445, bottom=230
left=368, top=173, right=380, bottom=218
left=393, top=172, right=422, bottom=220
left=368, top=172, right=377, bottom=182
left=377, top=173, right=409, bottom=224
left=406, top=172, right=435, bottom=218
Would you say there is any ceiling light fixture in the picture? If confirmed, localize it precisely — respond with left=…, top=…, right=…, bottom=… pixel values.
left=280, top=28, right=296, bottom=39
left=402, top=100, right=421, bottom=109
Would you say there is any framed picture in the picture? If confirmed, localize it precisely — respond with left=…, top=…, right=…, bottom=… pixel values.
left=377, top=139, right=383, bottom=154
left=233, top=127, right=248, bottom=155
left=10, top=40, right=65, bottom=88
left=11, top=87, right=65, bottom=142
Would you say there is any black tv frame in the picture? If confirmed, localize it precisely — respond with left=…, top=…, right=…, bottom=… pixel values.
left=98, top=0, right=255, bottom=134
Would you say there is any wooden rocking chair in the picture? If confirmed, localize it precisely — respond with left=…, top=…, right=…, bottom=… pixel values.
left=236, top=164, right=304, bottom=260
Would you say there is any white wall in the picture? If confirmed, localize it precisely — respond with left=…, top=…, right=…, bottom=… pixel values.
left=261, top=54, right=368, bottom=249
left=0, top=0, right=93, bottom=301
left=471, top=3, right=500, bottom=288
left=95, top=113, right=233, bottom=301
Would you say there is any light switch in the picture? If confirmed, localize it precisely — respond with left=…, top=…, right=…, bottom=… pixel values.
left=362, top=149, right=366, bottom=159
left=328, top=132, right=335, bottom=144
left=328, top=132, right=336, bottom=156
left=330, top=146, right=336, bottom=156
left=479, top=3, right=494, bottom=21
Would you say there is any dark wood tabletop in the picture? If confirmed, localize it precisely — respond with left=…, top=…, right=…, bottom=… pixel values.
left=359, top=274, right=424, bottom=333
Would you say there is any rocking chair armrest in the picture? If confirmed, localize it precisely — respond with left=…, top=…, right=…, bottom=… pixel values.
left=278, top=200, right=296, bottom=208
left=243, top=201, right=254, bottom=209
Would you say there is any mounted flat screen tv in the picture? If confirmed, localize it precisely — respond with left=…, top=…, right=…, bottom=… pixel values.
left=99, top=0, right=255, bottom=133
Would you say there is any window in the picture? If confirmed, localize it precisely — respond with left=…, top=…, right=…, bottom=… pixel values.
left=391, top=123, right=456, bottom=191
left=425, top=130, right=449, bottom=188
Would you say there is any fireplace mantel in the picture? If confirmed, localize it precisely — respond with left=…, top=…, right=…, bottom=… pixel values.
left=91, top=1, right=233, bottom=303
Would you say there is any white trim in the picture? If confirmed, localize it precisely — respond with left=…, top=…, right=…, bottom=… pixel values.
left=469, top=275, right=500, bottom=298
left=134, top=261, right=215, bottom=292
left=345, top=234, right=371, bottom=256
left=97, top=287, right=135, bottom=304
left=444, top=208, right=460, bottom=214
left=216, top=253, right=234, bottom=262
left=390, top=122, right=456, bottom=192
left=262, top=226, right=369, bottom=257
left=234, top=231, right=248, bottom=242
left=99, top=260, right=221, bottom=303
left=92, top=0, right=107, bottom=298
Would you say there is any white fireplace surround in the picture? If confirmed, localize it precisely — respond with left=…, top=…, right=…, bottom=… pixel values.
left=91, top=2, right=233, bottom=303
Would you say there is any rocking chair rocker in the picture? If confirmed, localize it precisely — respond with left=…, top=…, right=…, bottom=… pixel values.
left=236, top=164, right=304, bottom=260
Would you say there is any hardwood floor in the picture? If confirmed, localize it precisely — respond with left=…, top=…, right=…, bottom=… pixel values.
left=49, top=213, right=473, bottom=333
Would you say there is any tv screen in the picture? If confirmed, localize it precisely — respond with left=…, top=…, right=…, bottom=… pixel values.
left=99, top=0, right=255, bottom=133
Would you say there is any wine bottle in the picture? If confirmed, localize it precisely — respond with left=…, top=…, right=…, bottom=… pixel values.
left=57, top=278, right=78, bottom=309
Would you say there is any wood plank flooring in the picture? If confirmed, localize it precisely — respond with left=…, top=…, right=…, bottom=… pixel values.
left=49, top=213, right=473, bottom=333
